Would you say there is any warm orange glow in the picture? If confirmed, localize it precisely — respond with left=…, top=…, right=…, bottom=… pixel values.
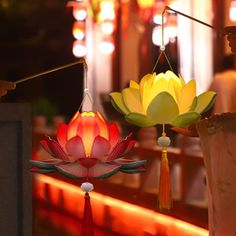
left=94, top=112, right=108, bottom=139
left=137, top=0, right=155, bottom=9
left=34, top=174, right=208, bottom=236
left=72, top=21, right=85, bottom=40
left=81, top=111, right=96, bottom=117
left=67, top=112, right=81, bottom=139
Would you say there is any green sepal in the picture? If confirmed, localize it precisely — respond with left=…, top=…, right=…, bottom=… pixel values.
left=171, top=112, right=201, bottom=128
left=125, top=112, right=156, bottom=127
left=147, top=92, right=179, bottom=124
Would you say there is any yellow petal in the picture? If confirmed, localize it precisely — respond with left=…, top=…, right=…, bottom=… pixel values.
left=166, top=71, right=183, bottom=103
left=122, top=88, right=144, bottom=113
left=178, top=73, right=186, bottom=87
left=165, top=70, right=182, bottom=87
left=129, top=80, right=139, bottom=89
left=171, top=112, right=201, bottom=128
left=125, top=112, right=156, bottom=127
left=110, top=92, right=129, bottom=114
left=194, top=91, right=216, bottom=114
left=178, top=80, right=196, bottom=113
left=140, top=73, right=156, bottom=110
left=147, top=92, right=179, bottom=124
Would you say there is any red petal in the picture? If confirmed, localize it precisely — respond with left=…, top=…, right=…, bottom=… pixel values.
left=90, top=136, right=110, bottom=159
left=44, top=136, right=69, bottom=161
left=56, top=123, right=68, bottom=152
left=78, top=158, right=98, bottom=168
left=56, top=162, right=88, bottom=178
left=67, top=112, right=81, bottom=140
left=122, top=140, right=136, bottom=156
left=94, top=112, right=109, bottom=139
left=107, top=135, right=134, bottom=161
left=108, top=123, right=119, bottom=150
left=66, top=136, right=86, bottom=159
left=88, top=162, right=121, bottom=178
left=40, top=140, right=54, bottom=156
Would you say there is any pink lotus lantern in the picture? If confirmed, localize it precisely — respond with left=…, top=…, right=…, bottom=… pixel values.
left=31, top=111, right=146, bottom=236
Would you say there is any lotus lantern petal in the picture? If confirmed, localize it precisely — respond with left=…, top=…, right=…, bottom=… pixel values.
left=31, top=111, right=146, bottom=179
left=110, top=70, right=216, bottom=128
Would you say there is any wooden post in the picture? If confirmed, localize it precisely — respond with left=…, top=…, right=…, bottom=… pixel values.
left=0, top=103, right=32, bottom=236
left=196, top=113, right=236, bottom=236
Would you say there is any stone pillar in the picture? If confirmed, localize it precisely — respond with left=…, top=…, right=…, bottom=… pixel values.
left=0, top=103, right=32, bottom=236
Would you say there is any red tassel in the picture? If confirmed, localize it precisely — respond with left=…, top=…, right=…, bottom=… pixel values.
left=158, top=149, right=172, bottom=211
left=81, top=192, right=94, bottom=236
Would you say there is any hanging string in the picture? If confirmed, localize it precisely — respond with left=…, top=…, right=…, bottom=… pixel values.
left=152, top=7, right=174, bottom=74
left=161, top=7, right=167, bottom=52
left=162, top=123, right=165, bottom=134
left=77, top=59, right=94, bottom=111
left=151, top=51, right=163, bottom=73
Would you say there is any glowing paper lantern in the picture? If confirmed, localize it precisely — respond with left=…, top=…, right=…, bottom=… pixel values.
left=100, top=20, right=115, bottom=35
left=110, top=70, right=216, bottom=210
left=72, top=21, right=85, bottom=40
left=73, top=5, right=87, bottom=21
left=99, top=0, right=116, bottom=21
left=110, top=71, right=216, bottom=128
left=152, top=26, right=169, bottom=46
left=72, top=40, right=87, bottom=58
left=31, top=111, right=146, bottom=235
left=137, top=0, right=155, bottom=9
left=230, top=0, right=236, bottom=22
left=31, top=111, right=145, bottom=178
left=99, top=39, right=115, bottom=54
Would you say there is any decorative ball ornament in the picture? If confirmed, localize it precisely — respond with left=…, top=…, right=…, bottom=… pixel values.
left=157, top=134, right=171, bottom=147
left=81, top=182, right=94, bottom=192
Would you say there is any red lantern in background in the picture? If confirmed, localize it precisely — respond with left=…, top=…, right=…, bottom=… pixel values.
left=72, top=21, right=86, bottom=40
left=72, top=2, right=87, bottom=21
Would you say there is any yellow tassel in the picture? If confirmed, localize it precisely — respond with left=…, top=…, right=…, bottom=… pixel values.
left=159, top=147, right=172, bottom=211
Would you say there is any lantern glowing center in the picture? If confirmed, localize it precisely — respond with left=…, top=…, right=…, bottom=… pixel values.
left=69, top=111, right=109, bottom=157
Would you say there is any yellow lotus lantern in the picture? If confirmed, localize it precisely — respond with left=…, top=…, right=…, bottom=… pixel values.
left=110, top=70, right=216, bottom=128
left=110, top=70, right=216, bottom=210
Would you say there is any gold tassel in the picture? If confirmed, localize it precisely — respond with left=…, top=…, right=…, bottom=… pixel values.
left=157, top=128, right=172, bottom=211
left=159, top=147, right=172, bottom=210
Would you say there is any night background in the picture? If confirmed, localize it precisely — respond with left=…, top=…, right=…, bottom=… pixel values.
left=0, top=0, right=83, bottom=118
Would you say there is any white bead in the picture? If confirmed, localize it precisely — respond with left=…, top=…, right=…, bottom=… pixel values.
left=81, top=182, right=94, bottom=192
left=157, top=136, right=171, bottom=147
left=84, top=88, right=89, bottom=93
left=160, top=45, right=165, bottom=51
